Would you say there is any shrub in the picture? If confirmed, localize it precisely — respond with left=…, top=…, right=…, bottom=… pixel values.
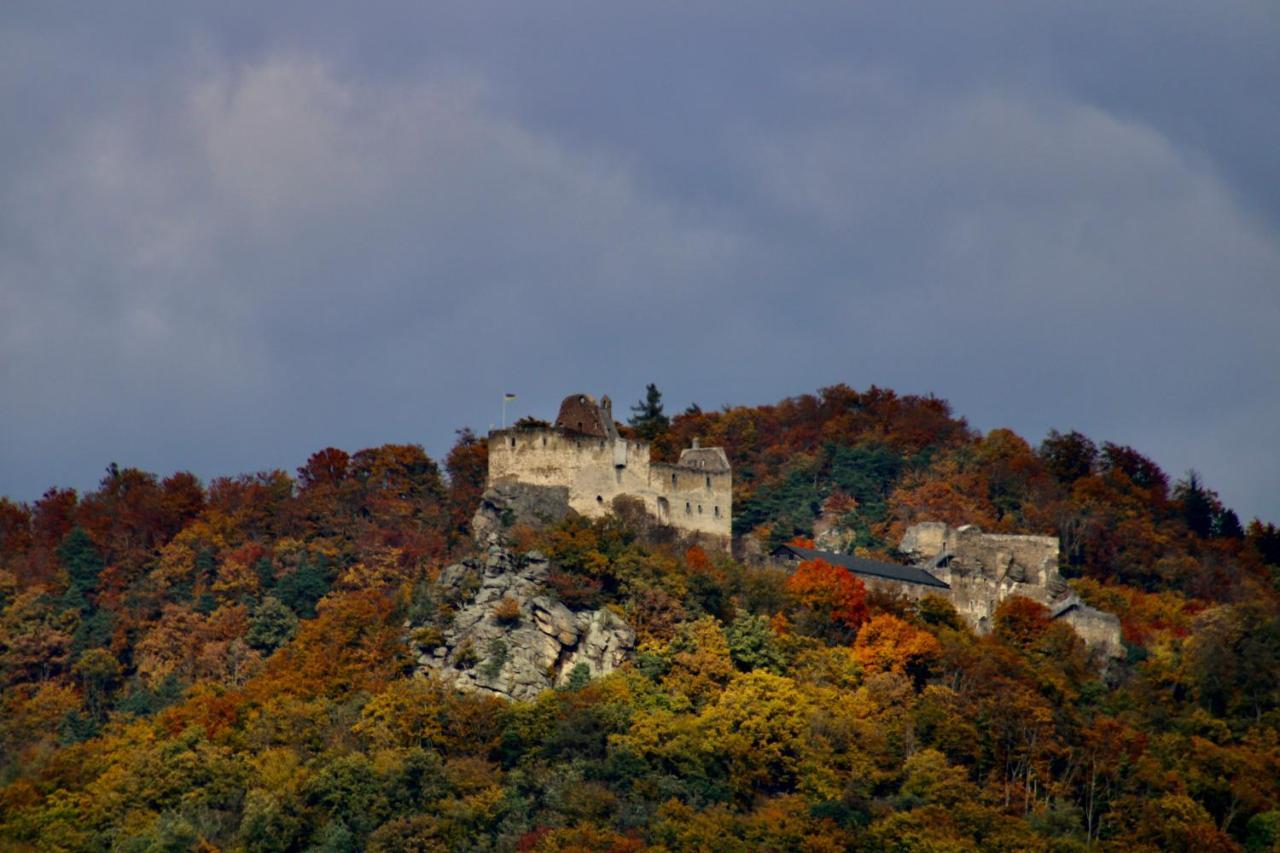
left=493, top=597, right=521, bottom=626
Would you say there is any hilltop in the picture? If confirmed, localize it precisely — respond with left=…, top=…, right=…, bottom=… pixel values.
left=1, top=384, right=1278, bottom=850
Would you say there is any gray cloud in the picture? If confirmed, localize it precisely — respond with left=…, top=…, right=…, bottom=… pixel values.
left=2, top=3, right=1277, bottom=522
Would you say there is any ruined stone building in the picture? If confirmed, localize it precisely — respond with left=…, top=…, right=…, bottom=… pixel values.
left=476, top=392, right=1121, bottom=657
left=477, top=393, right=732, bottom=546
left=774, top=522, right=1123, bottom=657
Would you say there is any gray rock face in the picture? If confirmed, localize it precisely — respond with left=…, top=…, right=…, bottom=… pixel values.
left=412, top=546, right=634, bottom=701
left=470, top=482, right=573, bottom=545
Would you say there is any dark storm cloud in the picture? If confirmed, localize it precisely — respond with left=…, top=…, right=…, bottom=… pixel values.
left=2, top=2, right=1278, bottom=521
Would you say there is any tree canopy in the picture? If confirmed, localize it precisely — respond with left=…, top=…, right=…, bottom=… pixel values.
left=0, top=384, right=1277, bottom=850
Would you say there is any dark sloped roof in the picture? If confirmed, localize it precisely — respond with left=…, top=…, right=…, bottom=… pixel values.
left=771, top=544, right=950, bottom=590
left=677, top=446, right=731, bottom=472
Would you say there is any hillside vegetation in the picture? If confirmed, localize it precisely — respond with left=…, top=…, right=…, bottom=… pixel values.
left=1, top=385, right=1278, bottom=851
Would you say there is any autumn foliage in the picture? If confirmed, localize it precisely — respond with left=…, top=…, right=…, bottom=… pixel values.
left=784, top=558, right=868, bottom=640
left=853, top=612, right=942, bottom=678
left=0, top=384, right=1277, bottom=850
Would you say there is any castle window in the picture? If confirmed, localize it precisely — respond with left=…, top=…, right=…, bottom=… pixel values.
left=542, top=436, right=547, bottom=448
left=685, top=502, right=691, bottom=515
left=705, top=475, right=711, bottom=489
left=596, top=495, right=603, bottom=505
left=714, top=506, right=721, bottom=518
left=697, top=504, right=703, bottom=514
left=671, top=473, right=678, bottom=488
left=509, top=436, right=516, bottom=448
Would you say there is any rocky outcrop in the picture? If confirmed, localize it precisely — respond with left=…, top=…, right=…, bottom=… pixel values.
left=470, top=482, right=573, bottom=544
left=412, top=544, right=634, bottom=701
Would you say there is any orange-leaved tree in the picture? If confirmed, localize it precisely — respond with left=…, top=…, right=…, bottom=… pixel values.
left=784, top=558, right=867, bottom=643
left=853, top=613, right=942, bottom=681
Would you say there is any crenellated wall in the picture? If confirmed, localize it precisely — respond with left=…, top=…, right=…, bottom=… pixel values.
left=486, top=425, right=732, bottom=544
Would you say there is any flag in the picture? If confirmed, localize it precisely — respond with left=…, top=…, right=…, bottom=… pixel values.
left=504, top=393, right=516, bottom=401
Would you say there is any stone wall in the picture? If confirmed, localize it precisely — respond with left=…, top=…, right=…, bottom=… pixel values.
left=554, top=393, right=617, bottom=439
left=649, top=462, right=732, bottom=538
left=900, top=522, right=1122, bottom=656
left=485, top=424, right=732, bottom=545
left=1055, top=598, right=1125, bottom=660
left=902, top=522, right=1060, bottom=588
left=902, top=522, right=1063, bottom=631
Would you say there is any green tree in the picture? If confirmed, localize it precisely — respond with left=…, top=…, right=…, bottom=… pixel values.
left=274, top=557, right=335, bottom=618
left=247, top=595, right=298, bottom=653
left=726, top=612, right=785, bottom=673
left=1214, top=507, right=1244, bottom=539
left=628, top=383, right=670, bottom=439
left=1246, top=810, right=1280, bottom=852
left=72, top=647, right=121, bottom=720
left=57, top=527, right=104, bottom=610
left=1176, top=470, right=1216, bottom=538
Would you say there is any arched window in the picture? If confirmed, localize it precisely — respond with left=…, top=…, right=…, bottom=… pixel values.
left=697, top=504, right=703, bottom=514
left=714, top=506, right=721, bottom=518
left=705, top=475, right=711, bottom=489
left=671, top=473, right=678, bottom=488
left=685, top=502, right=691, bottom=515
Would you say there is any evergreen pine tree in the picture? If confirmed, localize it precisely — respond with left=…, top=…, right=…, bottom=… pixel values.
left=57, top=528, right=104, bottom=612
left=1177, top=471, right=1215, bottom=538
left=628, top=383, right=670, bottom=439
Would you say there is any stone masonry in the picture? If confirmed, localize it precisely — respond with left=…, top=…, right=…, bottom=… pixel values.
left=900, top=522, right=1123, bottom=657
left=482, top=392, right=732, bottom=547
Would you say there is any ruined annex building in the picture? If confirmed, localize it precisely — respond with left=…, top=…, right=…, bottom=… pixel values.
left=775, top=522, right=1123, bottom=656
left=474, top=393, right=732, bottom=546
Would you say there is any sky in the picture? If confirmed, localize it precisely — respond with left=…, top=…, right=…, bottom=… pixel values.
left=2, top=3, right=1278, bottom=522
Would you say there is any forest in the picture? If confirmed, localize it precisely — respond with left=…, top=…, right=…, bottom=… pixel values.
left=1, top=384, right=1278, bottom=851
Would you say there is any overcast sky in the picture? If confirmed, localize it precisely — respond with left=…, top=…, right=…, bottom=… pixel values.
left=2, top=3, right=1278, bottom=522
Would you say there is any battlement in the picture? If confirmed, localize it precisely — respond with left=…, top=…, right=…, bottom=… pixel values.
left=483, top=394, right=732, bottom=545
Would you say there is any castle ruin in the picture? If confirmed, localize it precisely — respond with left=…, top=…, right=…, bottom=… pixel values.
left=900, top=522, right=1122, bottom=655
left=475, top=391, right=1121, bottom=657
left=477, top=393, right=732, bottom=546
left=775, top=522, right=1123, bottom=656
